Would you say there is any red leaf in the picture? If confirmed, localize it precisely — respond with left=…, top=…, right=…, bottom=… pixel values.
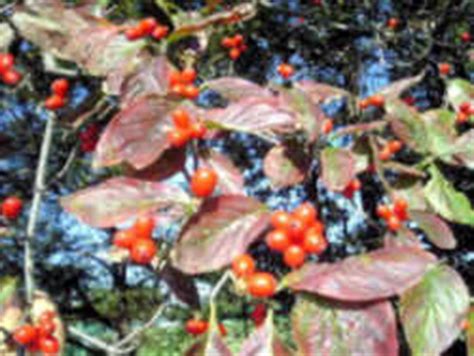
left=172, top=195, right=269, bottom=274
left=410, top=210, right=456, bottom=250
left=292, top=295, right=398, bottom=356
left=321, top=147, right=356, bottom=192
left=160, top=264, right=200, bottom=309
left=400, top=265, right=470, bottom=355
left=94, top=95, right=178, bottom=169
left=205, top=77, right=272, bottom=101
left=383, top=228, right=421, bottom=248
left=124, top=148, right=186, bottom=181
left=263, top=145, right=309, bottom=188
left=206, top=97, right=296, bottom=139
left=294, top=80, right=350, bottom=104
left=202, top=151, right=245, bottom=194
left=285, top=247, right=436, bottom=302
left=60, top=177, right=190, bottom=228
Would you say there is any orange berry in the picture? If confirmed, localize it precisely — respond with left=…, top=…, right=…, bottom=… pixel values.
left=168, top=129, right=190, bottom=148
left=321, top=119, right=334, bottom=134
left=277, top=63, right=295, bottom=79
left=287, top=217, right=307, bottom=243
left=438, top=63, right=451, bottom=75
left=247, top=272, right=277, bottom=298
left=376, top=205, right=391, bottom=220
left=138, top=18, right=157, bottom=35
left=133, top=216, right=155, bottom=239
left=189, top=121, right=207, bottom=139
left=387, top=215, right=401, bottom=231
left=44, top=95, right=66, bottom=110
left=130, top=239, right=157, bottom=265
left=229, top=48, right=241, bottom=60
left=172, top=109, right=191, bottom=129
left=183, top=85, right=200, bottom=99
left=152, top=25, right=169, bottom=40
left=303, top=230, right=328, bottom=254
left=369, top=94, right=385, bottom=108
left=221, top=37, right=234, bottom=48
left=378, top=147, right=392, bottom=161
left=270, top=211, right=292, bottom=230
left=125, top=26, right=144, bottom=41
left=190, top=168, right=218, bottom=198
left=283, top=245, right=306, bottom=268
left=181, top=68, right=197, bottom=83
left=359, top=98, right=370, bottom=110
left=293, top=203, right=317, bottom=227
left=13, top=325, right=38, bottom=345
left=265, top=229, right=291, bottom=252
left=185, top=319, right=208, bottom=336
left=232, top=254, right=256, bottom=278
left=2, top=70, right=22, bottom=86
left=387, top=18, right=399, bottom=29
left=51, top=78, right=69, bottom=97
left=113, top=229, right=136, bottom=249
left=388, top=140, right=403, bottom=154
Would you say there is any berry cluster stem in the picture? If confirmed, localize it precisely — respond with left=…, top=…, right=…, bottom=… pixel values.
left=25, top=113, right=56, bottom=304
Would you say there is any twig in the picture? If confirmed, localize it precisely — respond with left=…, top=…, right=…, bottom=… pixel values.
left=210, top=271, right=231, bottom=302
left=24, top=113, right=56, bottom=304
left=68, top=327, right=135, bottom=355
left=49, top=145, right=78, bottom=184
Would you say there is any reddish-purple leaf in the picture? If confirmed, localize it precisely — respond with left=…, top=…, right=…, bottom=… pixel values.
left=205, top=77, right=272, bottom=101
left=410, top=210, right=456, bottom=250
left=336, top=121, right=386, bottom=137
left=202, top=151, right=245, bottom=195
left=392, top=178, right=428, bottom=211
left=119, top=56, right=172, bottom=105
left=60, top=177, right=190, bottom=228
left=160, top=264, right=200, bottom=309
left=124, top=148, right=186, bottom=181
left=291, top=295, right=398, bottom=356
left=383, top=228, right=420, bottom=248
left=400, top=265, right=470, bottom=355
left=206, top=97, right=296, bottom=139
left=321, top=147, right=356, bottom=192
left=239, top=312, right=291, bottom=356
left=263, top=145, right=309, bottom=189
left=378, top=72, right=425, bottom=101
left=172, top=195, right=269, bottom=274
left=295, top=80, right=350, bottom=104
left=94, top=95, right=178, bottom=170
left=285, top=247, right=436, bottom=302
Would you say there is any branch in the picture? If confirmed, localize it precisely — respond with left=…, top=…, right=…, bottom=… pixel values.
left=24, top=113, right=56, bottom=304
left=68, top=326, right=135, bottom=355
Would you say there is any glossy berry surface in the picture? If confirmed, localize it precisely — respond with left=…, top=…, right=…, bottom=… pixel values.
left=130, top=239, right=157, bottom=265
left=247, top=272, right=277, bottom=298
left=232, top=254, right=256, bottom=277
left=190, top=168, right=218, bottom=198
left=2, top=196, right=23, bottom=220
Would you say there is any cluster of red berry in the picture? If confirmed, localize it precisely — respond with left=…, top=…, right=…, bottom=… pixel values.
left=185, top=319, right=226, bottom=336
left=1, top=196, right=23, bottom=220
left=13, top=311, right=59, bottom=354
left=45, top=79, right=70, bottom=111
left=0, top=53, right=22, bottom=86
left=377, top=197, right=409, bottom=231
left=167, top=109, right=207, bottom=148
left=359, top=94, right=385, bottom=110
left=277, top=63, right=295, bottom=79
left=125, top=17, right=169, bottom=41
left=232, top=254, right=278, bottom=298
left=438, top=62, right=451, bottom=76
left=112, top=216, right=158, bottom=265
left=378, top=139, right=403, bottom=161
left=456, top=102, right=474, bottom=124
left=221, top=34, right=247, bottom=60
left=266, top=203, right=327, bottom=268
left=190, top=168, right=218, bottom=198
left=169, top=68, right=200, bottom=99
left=79, top=123, right=100, bottom=153
left=342, top=178, right=362, bottom=199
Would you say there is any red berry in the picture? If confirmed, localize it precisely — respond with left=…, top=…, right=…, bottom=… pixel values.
left=393, top=197, right=408, bottom=221
left=369, top=94, right=385, bottom=108
left=233, top=34, right=244, bottom=47
left=283, top=245, right=306, bottom=268
left=125, top=26, right=145, bottom=40
left=293, top=203, right=317, bottom=227
left=359, top=98, right=370, bottom=110
left=181, top=68, right=197, bottom=83
left=80, top=140, right=97, bottom=153
left=277, top=63, right=295, bottom=79
left=172, top=109, right=191, bottom=129
left=321, top=119, right=333, bottom=134
left=138, top=18, right=157, bottom=35
left=38, top=311, right=56, bottom=324
left=376, top=205, right=391, bottom=220
left=185, top=319, right=208, bottom=336
left=232, top=254, right=255, bottom=278
left=183, top=85, right=200, bottom=99
left=229, top=48, right=241, bottom=61
left=51, top=79, right=69, bottom=97
left=250, top=303, right=267, bottom=326
left=388, top=140, right=403, bottom=154
left=402, top=96, right=416, bottom=106
left=218, top=323, right=227, bottom=337
left=387, top=215, right=401, bottom=231
left=221, top=37, right=234, bottom=48
left=460, top=102, right=471, bottom=114
left=2, top=70, right=21, bottom=86
left=265, top=229, right=290, bottom=252
left=26, top=339, right=41, bottom=352
left=303, top=230, right=328, bottom=254
left=190, top=168, right=218, bottom=198
left=378, top=147, right=392, bottom=161
left=130, top=239, right=157, bottom=265
left=0, top=53, right=14, bottom=73
left=169, top=71, right=183, bottom=86
left=438, top=63, right=451, bottom=75
left=387, top=18, right=399, bottom=30
left=2, top=196, right=22, bottom=220
left=461, top=32, right=471, bottom=43
left=306, top=221, right=324, bottom=235
left=113, top=229, right=136, bottom=249
left=152, top=25, right=169, bottom=40
left=168, top=129, right=190, bottom=148
left=133, top=216, right=155, bottom=240
left=38, top=320, right=56, bottom=338
left=247, top=272, right=277, bottom=298
left=270, top=211, right=292, bottom=230
left=457, top=112, right=469, bottom=124
left=287, top=217, right=306, bottom=243
left=13, top=324, right=38, bottom=345
left=45, top=95, right=66, bottom=111
left=189, top=121, right=207, bottom=139
left=39, top=335, right=60, bottom=354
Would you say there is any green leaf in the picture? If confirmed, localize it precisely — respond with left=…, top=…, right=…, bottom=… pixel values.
left=0, top=277, right=16, bottom=307
left=446, top=79, right=474, bottom=111
left=424, top=166, right=474, bottom=225
left=321, top=147, right=356, bottom=192
left=467, top=305, right=474, bottom=356
left=400, top=265, right=469, bottom=356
